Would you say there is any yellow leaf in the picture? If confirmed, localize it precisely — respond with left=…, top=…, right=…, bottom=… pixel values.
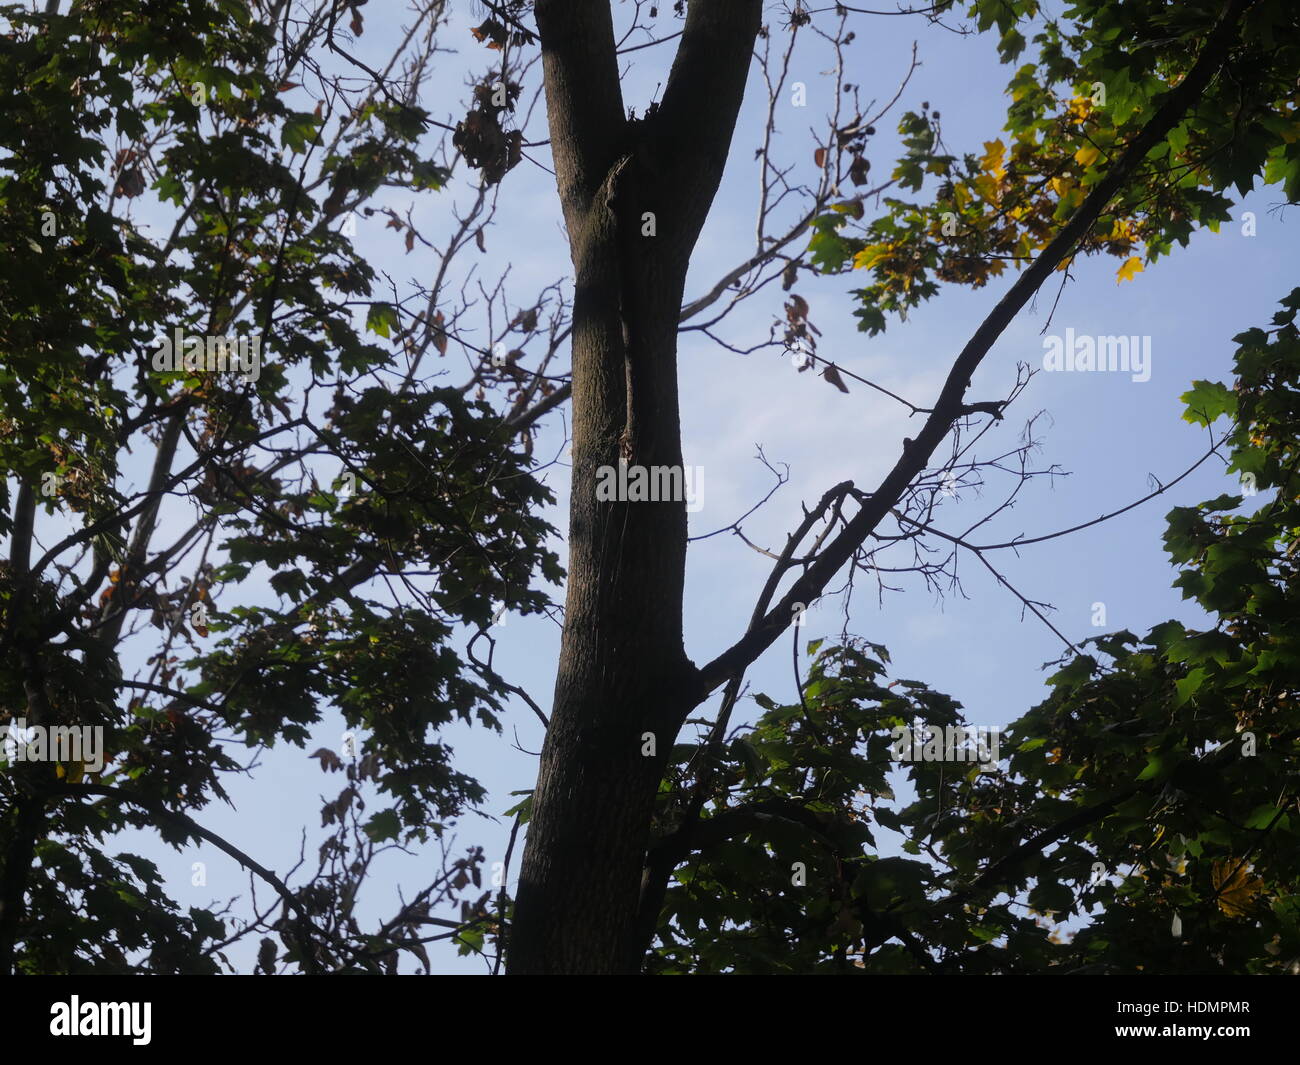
left=979, top=139, right=1005, bottom=178
left=852, top=244, right=889, bottom=271
left=1107, top=217, right=1134, bottom=240
left=1074, top=143, right=1102, bottom=168
left=973, top=174, right=999, bottom=203
left=1067, top=95, right=1093, bottom=122
left=1116, top=255, right=1145, bottom=283
left=1049, top=175, right=1075, bottom=198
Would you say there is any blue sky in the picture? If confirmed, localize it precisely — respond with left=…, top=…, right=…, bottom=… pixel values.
left=66, top=1, right=1299, bottom=972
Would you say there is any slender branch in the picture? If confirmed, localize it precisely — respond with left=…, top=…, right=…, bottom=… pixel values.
left=972, top=434, right=1227, bottom=552
left=696, top=0, right=1257, bottom=699
left=53, top=782, right=328, bottom=972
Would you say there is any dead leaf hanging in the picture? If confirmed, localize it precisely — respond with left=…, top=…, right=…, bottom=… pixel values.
left=821, top=363, right=850, bottom=393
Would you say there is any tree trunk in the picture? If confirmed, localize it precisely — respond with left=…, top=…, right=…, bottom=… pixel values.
left=508, top=0, right=761, bottom=974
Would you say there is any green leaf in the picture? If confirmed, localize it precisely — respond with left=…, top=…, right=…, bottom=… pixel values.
left=1174, top=666, right=1208, bottom=706
left=1180, top=380, right=1235, bottom=426
left=503, top=790, right=534, bottom=824
left=365, top=302, right=399, bottom=339
left=281, top=112, right=320, bottom=154
left=363, top=809, right=402, bottom=843
left=1136, top=753, right=1169, bottom=781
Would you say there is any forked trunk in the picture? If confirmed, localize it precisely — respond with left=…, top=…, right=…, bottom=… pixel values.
left=508, top=0, right=762, bottom=974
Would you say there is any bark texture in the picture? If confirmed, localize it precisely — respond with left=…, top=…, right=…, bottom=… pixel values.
left=508, top=0, right=762, bottom=974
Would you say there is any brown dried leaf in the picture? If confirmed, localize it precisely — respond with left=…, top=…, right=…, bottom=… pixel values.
left=470, top=19, right=507, bottom=48
left=820, top=363, right=850, bottom=394
left=1212, top=859, right=1264, bottom=917
left=431, top=310, right=447, bottom=356
left=309, top=748, right=343, bottom=772
left=115, top=167, right=146, bottom=198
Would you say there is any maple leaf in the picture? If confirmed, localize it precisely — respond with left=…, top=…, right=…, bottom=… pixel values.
left=1212, top=859, right=1264, bottom=917
left=853, top=244, right=889, bottom=271
left=980, top=139, right=1005, bottom=178
left=1074, top=143, right=1102, bottom=167
left=1116, top=255, right=1145, bottom=283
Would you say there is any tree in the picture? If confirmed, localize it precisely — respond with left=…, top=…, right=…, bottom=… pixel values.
left=507, top=0, right=1300, bottom=973
left=0, top=0, right=559, bottom=973
left=4, top=0, right=1299, bottom=977
left=641, top=288, right=1300, bottom=974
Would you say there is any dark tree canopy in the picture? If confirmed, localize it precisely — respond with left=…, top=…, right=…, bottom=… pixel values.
left=2, top=0, right=1299, bottom=977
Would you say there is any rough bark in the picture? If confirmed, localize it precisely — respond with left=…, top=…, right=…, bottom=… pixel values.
left=508, top=0, right=762, bottom=974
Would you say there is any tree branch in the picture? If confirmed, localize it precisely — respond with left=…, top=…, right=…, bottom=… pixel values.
left=54, top=781, right=329, bottom=972
left=533, top=0, right=626, bottom=229
left=696, top=0, right=1257, bottom=699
